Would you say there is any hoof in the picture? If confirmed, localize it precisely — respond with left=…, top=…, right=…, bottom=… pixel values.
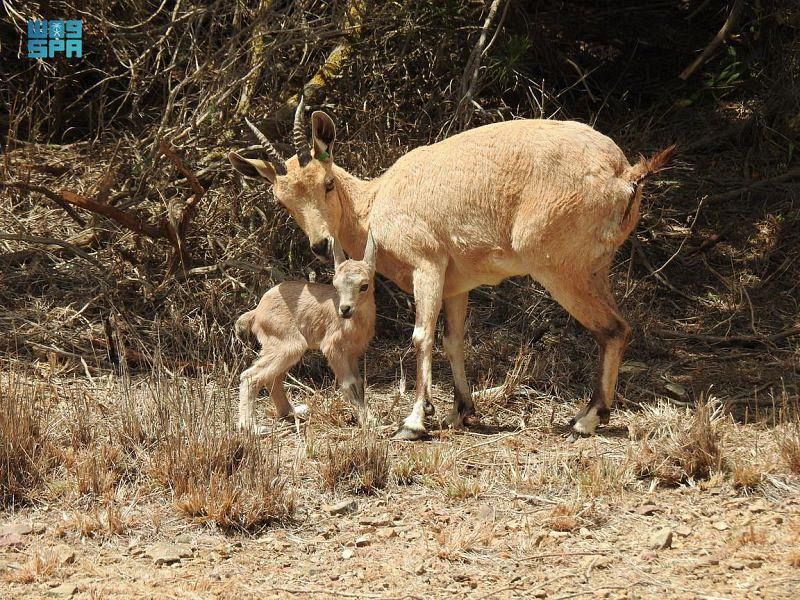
left=238, top=423, right=271, bottom=436
left=292, top=403, right=310, bottom=418
left=570, top=406, right=600, bottom=436
left=391, top=425, right=427, bottom=441
left=423, top=400, right=436, bottom=417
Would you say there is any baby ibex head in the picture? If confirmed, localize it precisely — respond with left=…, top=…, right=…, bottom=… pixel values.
left=332, top=230, right=376, bottom=319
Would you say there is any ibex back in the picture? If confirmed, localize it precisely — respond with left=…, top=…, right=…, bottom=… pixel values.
left=229, top=104, right=674, bottom=440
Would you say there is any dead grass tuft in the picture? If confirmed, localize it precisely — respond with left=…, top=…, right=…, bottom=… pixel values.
left=0, top=375, right=56, bottom=506
left=151, top=429, right=294, bottom=530
left=322, top=431, right=390, bottom=494
left=436, top=520, right=496, bottom=561
left=2, top=548, right=61, bottom=584
left=731, top=461, right=762, bottom=491
left=788, top=551, right=800, bottom=568
left=776, top=424, right=800, bottom=474
left=444, top=474, right=481, bottom=499
left=392, top=445, right=447, bottom=485
left=729, top=525, right=768, bottom=549
left=629, top=397, right=725, bottom=485
left=547, top=503, right=580, bottom=532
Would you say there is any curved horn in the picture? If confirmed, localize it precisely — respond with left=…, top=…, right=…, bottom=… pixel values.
left=293, top=97, right=311, bottom=167
left=244, top=117, right=287, bottom=176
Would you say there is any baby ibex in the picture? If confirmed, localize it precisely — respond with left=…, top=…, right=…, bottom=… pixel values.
left=235, top=231, right=377, bottom=434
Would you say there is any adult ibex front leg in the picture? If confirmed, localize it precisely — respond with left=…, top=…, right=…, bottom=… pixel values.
left=394, top=263, right=445, bottom=440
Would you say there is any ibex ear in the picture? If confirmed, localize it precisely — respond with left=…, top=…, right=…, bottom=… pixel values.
left=332, top=237, right=346, bottom=269
left=363, top=229, right=377, bottom=272
left=228, top=152, right=277, bottom=184
left=311, top=111, right=336, bottom=162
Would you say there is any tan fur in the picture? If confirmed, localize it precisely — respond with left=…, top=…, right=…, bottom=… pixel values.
left=229, top=117, right=674, bottom=437
left=236, top=234, right=377, bottom=433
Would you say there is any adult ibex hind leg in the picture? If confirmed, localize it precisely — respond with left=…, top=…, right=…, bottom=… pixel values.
left=539, top=267, right=630, bottom=435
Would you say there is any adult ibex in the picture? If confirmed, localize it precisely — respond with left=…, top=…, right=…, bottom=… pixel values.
left=229, top=100, right=674, bottom=440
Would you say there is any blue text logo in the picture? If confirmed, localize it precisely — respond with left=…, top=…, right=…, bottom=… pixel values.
left=27, top=20, right=82, bottom=59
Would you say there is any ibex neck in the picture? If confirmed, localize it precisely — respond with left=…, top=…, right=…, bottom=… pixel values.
left=332, top=165, right=375, bottom=260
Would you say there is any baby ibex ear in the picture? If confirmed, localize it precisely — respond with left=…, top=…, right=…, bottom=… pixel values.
left=363, top=229, right=377, bottom=272
left=332, top=237, right=346, bottom=269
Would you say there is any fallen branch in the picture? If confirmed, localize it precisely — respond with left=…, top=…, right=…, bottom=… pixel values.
left=652, top=326, right=800, bottom=347
left=704, top=166, right=800, bottom=203
left=679, top=0, right=745, bottom=80
left=0, top=181, right=86, bottom=226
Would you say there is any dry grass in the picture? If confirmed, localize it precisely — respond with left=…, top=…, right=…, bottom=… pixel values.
left=321, top=430, right=390, bottom=494
left=629, top=398, right=726, bottom=485
left=151, top=429, right=294, bottom=530
left=436, top=520, right=496, bottom=561
left=731, top=461, right=763, bottom=491
left=392, top=445, right=448, bottom=485
left=0, top=374, right=55, bottom=506
left=1, top=548, right=62, bottom=584
left=776, top=424, right=800, bottom=474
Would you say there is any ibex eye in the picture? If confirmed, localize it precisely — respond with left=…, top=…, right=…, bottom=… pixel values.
left=359, top=283, right=369, bottom=292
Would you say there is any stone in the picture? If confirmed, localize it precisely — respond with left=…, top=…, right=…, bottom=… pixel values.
left=746, top=560, right=763, bottom=569
left=355, top=535, right=371, bottom=548
left=144, top=543, right=193, bottom=566
left=636, top=504, right=659, bottom=516
left=0, top=523, right=33, bottom=536
left=649, top=527, right=673, bottom=550
left=358, top=515, right=391, bottom=527
left=341, top=548, right=354, bottom=560
left=325, top=500, right=357, bottom=516
left=414, top=563, right=426, bottom=575
left=728, top=561, right=745, bottom=571
left=675, top=524, right=692, bottom=537
left=0, top=533, right=24, bottom=548
left=532, top=590, right=547, bottom=599
left=377, top=527, right=398, bottom=540
left=748, top=501, right=768, bottom=514
left=693, top=557, right=719, bottom=569
left=712, top=521, right=729, bottom=531
left=53, top=544, right=76, bottom=566
left=640, top=550, right=658, bottom=562
left=175, top=533, right=194, bottom=545
left=48, top=583, right=78, bottom=596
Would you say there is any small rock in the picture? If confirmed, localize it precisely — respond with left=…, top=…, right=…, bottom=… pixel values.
left=355, top=535, right=371, bottom=548
left=636, top=504, right=659, bottom=516
left=341, top=548, right=354, bottom=560
left=728, top=561, right=745, bottom=571
left=358, top=515, right=391, bottom=527
left=549, top=531, right=570, bottom=539
left=144, top=543, right=193, bottom=566
left=48, top=582, right=78, bottom=597
left=748, top=501, right=768, bottom=514
left=377, top=528, right=397, bottom=540
left=675, top=524, right=692, bottom=537
left=693, top=557, right=720, bottom=569
left=532, top=590, right=547, bottom=599
left=325, top=500, right=357, bottom=516
left=329, top=573, right=339, bottom=581
left=53, top=544, right=75, bottom=566
left=414, top=563, right=426, bottom=575
left=640, top=550, right=658, bottom=562
left=649, top=527, right=673, bottom=550
left=746, top=560, right=763, bottom=569
left=712, top=521, right=729, bottom=531
left=0, top=533, right=24, bottom=548
left=0, top=523, right=33, bottom=536
left=175, top=533, right=194, bottom=545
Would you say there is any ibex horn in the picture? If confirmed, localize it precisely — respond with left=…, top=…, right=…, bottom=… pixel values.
left=293, top=96, right=311, bottom=167
left=244, top=117, right=287, bottom=176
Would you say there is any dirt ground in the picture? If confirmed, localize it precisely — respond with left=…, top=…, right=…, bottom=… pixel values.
left=1, top=373, right=799, bottom=600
